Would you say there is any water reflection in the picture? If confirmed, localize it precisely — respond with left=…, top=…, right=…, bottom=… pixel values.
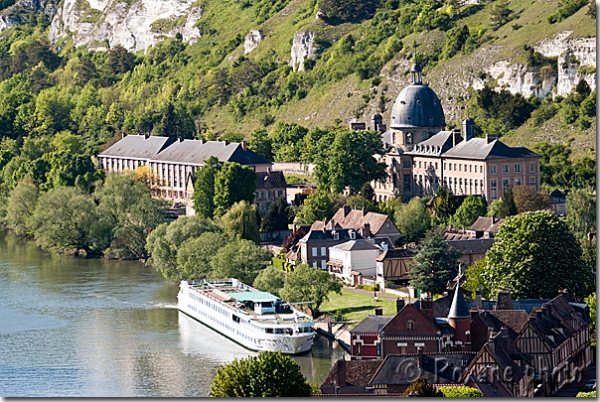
left=0, top=230, right=347, bottom=397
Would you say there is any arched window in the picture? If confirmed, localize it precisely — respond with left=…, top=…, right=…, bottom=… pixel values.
left=406, top=320, right=414, bottom=330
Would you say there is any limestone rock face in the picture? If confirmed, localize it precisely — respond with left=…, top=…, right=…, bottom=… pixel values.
left=0, top=0, right=57, bottom=31
left=244, top=29, right=263, bottom=54
left=290, top=31, right=315, bottom=71
left=485, top=60, right=557, bottom=100
left=48, top=0, right=203, bottom=53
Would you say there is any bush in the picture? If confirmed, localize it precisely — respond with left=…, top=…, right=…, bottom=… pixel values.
left=357, top=284, right=378, bottom=292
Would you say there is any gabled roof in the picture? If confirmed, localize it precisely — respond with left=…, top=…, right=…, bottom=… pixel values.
left=350, top=316, right=394, bottom=333
left=375, top=248, right=415, bottom=261
left=331, top=239, right=381, bottom=252
left=445, top=238, right=495, bottom=255
left=255, top=170, right=287, bottom=190
left=469, top=216, right=505, bottom=233
left=441, top=138, right=539, bottom=160
left=330, top=207, right=400, bottom=237
left=99, top=135, right=174, bottom=159
left=406, top=131, right=454, bottom=156
left=299, top=228, right=364, bottom=242
left=370, top=353, right=476, bottom=385
left=320, top=359, right=382, bottom=388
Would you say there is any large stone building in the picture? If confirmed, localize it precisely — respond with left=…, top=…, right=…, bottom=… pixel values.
left=374, top=63, right=541, bottom=203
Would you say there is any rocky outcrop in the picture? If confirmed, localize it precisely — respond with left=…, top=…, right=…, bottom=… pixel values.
left=290, top=31, right=316, bottom=71
left=48, top=0, right=203, bottom=53
left=0, top=0, right=57, bottom=31
left=244, top=29, right=263, bottom=54
left=482, top=31, right=596, bottom=99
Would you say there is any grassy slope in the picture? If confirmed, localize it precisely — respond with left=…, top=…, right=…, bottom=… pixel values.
left=197, top=0, right=595, bottom=157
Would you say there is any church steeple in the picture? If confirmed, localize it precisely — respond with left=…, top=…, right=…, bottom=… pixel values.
left=410, top=63, right=422, bottom=85
left=448, top=280, right=470, bottom=319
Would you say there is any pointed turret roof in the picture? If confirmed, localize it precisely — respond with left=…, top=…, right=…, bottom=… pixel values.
left=448, top=282, right=470, bottom=319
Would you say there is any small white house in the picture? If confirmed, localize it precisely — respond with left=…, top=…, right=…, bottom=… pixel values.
left=327, top=239, right=389, bottom=285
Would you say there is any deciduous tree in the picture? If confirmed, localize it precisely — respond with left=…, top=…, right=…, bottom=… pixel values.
left=566, top=187, right=596, bottom=237
left=512, top=186, right=552, bottom=213
left=193, top=156, right=221, bottom=218
left=404, top=377, right=443, bottom=397
left=210, top=352, right=312, bottom=397
left=176, top=231, right=229, bottom=280
left=408, top=227, right=462, bottom=296
left=213, top=162, right=256, bottom=217
left=220, top=200, right=260, bottom=244
left=279, top=264, right=343, bottom=316
left=295, top=189, right=335, bottom=224
left=253, top=267, right=286, bottom=297
left=451, top=195, right=487, bottom=229
left=268, top=121, right=308, bottom=162
left=394, top=196, right=431, bottom=245
left=4, top=180, right=38, bottom=237
left=484, top=210, right=592, bottom=299
left=260, top=196, right=290, bottom=232
left=209, top=239, right=271, bottom=284
left=438, top=386, right=484, bottom=397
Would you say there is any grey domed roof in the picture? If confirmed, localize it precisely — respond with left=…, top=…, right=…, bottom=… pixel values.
left=390, top=84, right=445, bottom=128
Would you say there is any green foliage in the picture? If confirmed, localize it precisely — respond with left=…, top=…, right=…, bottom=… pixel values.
left=394, top=196, right=431, bottom=245
left=584, top=292, right=595, bottom=338
left=489, top=0, right=513, bottom=30
left=356, top=284, right=377, bottom=291
left=441, top=25, right=470, bottom=61
left=210, top=351, right=312, bottom=397
left=175, top=231, right=229, bottom=280
left=462, top=258, right=492, bottom=299
left=248, top=127, right=273, bottom=161
left=279, top=263, right=343, bottom=316
left=295, top=189, right=336, bottom=224
left=451, top=195, right=487, bottom=229
left=484, top=210, right=592, bottom=299
left=548, top=0, right=587, bottom=23
left=577, top=391, right=597, bottom=397
left=431, top=186, right=459, bottom=223
left=319, top=0, right=377, bottom=22
left=213, top=162, right=257, bottom=218
left=4, top=180, right=38, bottom=236
left=193, top=156, right=221, bottom=219
left=512, top=186, right=552, bottom=214
left=469, top=86, right=535, bottom=134
left=210, top=239, right=271, bottom=286
left=532, top=142, right=596, bottom=190
left=268, top=121, right=308, bottom=162
left=408, top=227, right=462, bottom=295
left=438, top=386, right=484, bottom=397
left=260, top=196, right=290, bottom=232
left=404, top=377, right=443, bottom=397
left=252, top=266, right=285, bottom=297
left=220, top=200, right=260, bottom=244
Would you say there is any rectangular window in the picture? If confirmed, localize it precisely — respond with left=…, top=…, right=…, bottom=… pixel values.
left=515, top=178, right=521, bottom=186
left=515, top=164, right=521, bottom=173
left=257, top=191, right=262, bottom=199
left=321, top=260, right=326, bottom=269
left=503, top=179, right=510, bottom=190
left=435, top=162, right=438, bottom=170
left=266, top=190, right=271, bottom=199
left=444, top=163, right=447, bottom=170
left=530, top=176, right=535, bottom=183
left=469, top=165, right=472, bottom=172
left=454, top=164, right=457, bottom=171
left=491, top=165, right=496, bottom=174
left=459, top=164, right=462, bottom=172
left=321, top=247, right=326, bottom=256
left=530, top=163, right=535, bottom=172
left=312, top=247, right=317, bottom=257
left=503, top=164, right=509, bottom=174
left=312, top=261, right=317, bottom=268
left=419, top=161, right=422, bottom=168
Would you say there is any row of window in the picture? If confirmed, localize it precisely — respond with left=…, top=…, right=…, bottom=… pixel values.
left=490, top=177, right=536, bottom=199
left=490, top=163, right=536, bottom=174
left=256, top=190, right=285, bottom=200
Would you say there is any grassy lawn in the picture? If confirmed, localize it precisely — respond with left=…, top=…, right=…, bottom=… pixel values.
left=319, top=289, right=398, bottom=323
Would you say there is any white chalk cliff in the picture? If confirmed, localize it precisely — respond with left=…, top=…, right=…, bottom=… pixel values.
left=48, top=0, right=203, bottom=52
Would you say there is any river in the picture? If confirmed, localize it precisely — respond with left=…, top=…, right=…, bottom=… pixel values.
left=0, top=231, right=347, bottom=397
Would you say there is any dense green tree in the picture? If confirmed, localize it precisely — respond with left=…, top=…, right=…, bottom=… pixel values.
left=213, top=162, right=257, bottom=217
left=431, top=186, right=459, bottom=223
left=260, top=196, right=290, bottom=232
left=584, top=292, right=596, bottom=346
left=252, top=267, right=286, bottom=297
left=489, top=0, right=513, bottom=29
left=248, top=127, right=273, bottom=161
left=462, top=258, right=492, bottom=299
left=295, top=189, right=336, bottom=224
left=33, top=86, right=74, bottom=135
left=438, top=386, right=484, bottom=397
left=408, top=227, right=463, bottom=296
left=319, top=0, right=377, bottom=22
left=394, top=196, right=431, bottom=245
left=580, top=236, right=596, bottom=294
left=279, top=264, right=343, bottom=316
left=4, top=180, right=38, bottom=236
left=210, top=352, right=312, bottom=397
left=107, top=45, right=135, bottom=75
left=404, top=377, right=443, bottom=397
left=145, top=215, right=221, bottom=280
left=220, top=200, right=260, bottom=244
left=209, top=239, right=271, bottom=284
left=484, top=210, right=592, bottom=299
left=313, top=129, right=387, bottom=194
left=268, top=121, right=308, bottom=162
left=566, top=187, right=596, bottom=237
left=176, top=231, right=229, bottom=280
left=160, top=102, right=177, bottom=138
left=192, top=156, right=222, bottom=218
left=512, top=186, right=552, bottom=214
left=441, top=25, right=470, bottom=60
left=30, top=186, right=102, bottom=255
left=451, top=195, right=487, bottom=229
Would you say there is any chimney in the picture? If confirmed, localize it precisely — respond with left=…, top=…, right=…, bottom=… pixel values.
left=336, top=359, right=347, bottom=387
left=224, top=140, right=229, bottom=146
left=486, top=133, right=499, bottom=143
left=201, top=139, right=206, bottom=144
left=349, top=122, right=366, bottom=131
left=371, top=114, right=383, bottom=131
left=178, top=137, right=183, bottom=142
left=144, top=133, right=149, bottom=139
left=476, top=289, right=482, bottom=309
left=452, top=128, right=462, bottom=147
left=241, top=140, right=247, bottom=150
left=396, top=298, right=405, bottom=313
left=496, top=290, right=513, bottom=310
left=343, top=205, right=351, bottom=217
left=121, top=132, right=127, bottom=138
left=362, top=222, right=371, bottom=238
left=417, top=347, right=424, bottom=369
left=558, top=289, right=569, bottom=300
left=420, top=299, right=434, bottom=322
left=362, top=206, right=368, bottom=216
left=462, top=117, right=474, bottom=141
left=500, top=326, right=509, bottom=339
left=374, top=307, right=383, bottom=316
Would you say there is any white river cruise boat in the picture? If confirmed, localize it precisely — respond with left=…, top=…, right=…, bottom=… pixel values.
left=178, top=278, right=315, bottom=354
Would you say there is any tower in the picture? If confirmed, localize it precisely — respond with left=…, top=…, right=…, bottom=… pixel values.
left=448, top=280, right=471, bottom=351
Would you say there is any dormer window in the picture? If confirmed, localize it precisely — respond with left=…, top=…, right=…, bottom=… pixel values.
left=406, top=320, right=414, bottom=330
left=349, top=230, right=356, bottom=240
left=332, top=231, right=339, bottom=240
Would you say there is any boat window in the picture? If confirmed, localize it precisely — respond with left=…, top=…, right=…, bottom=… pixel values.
left=266, top=328, right=273, bottom=334
left=275, top=328, right=284, bottom=334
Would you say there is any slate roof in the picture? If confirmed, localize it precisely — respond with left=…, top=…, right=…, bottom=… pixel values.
left=320, top=359, right=382, bottom=388
left=299, top=228, right=364, bottom=242
left=370, top=353, right=476, bottom=385
left=375, top=248, right=415, bottom=261
left=448, top=283, right=470, bottom=319
left=469, top=216, right=505, bottom=233
left=350, top=316, right=394, bottom=334
left=331, top=239, right=389, bottom=252
left=441, top=138, right=539, bottom=160
left=390, top=84, right=445, bottom=128
left=405, top=131, right=454, bottom=156
left=445, top=238, right=495, bottom=255
left=255, top=171, right=286, bottom=190
left=99, top=135, right=272, bottom=167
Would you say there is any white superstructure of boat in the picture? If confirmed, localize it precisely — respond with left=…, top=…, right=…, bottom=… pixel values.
left=177, top=278, right=315, bottom=354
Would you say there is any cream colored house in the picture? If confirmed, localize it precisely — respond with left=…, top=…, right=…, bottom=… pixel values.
left=327, top=239, right=390, bottom=286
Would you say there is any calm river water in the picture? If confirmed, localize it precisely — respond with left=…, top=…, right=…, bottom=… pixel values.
left=0, top=231, right=347, bottom=397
